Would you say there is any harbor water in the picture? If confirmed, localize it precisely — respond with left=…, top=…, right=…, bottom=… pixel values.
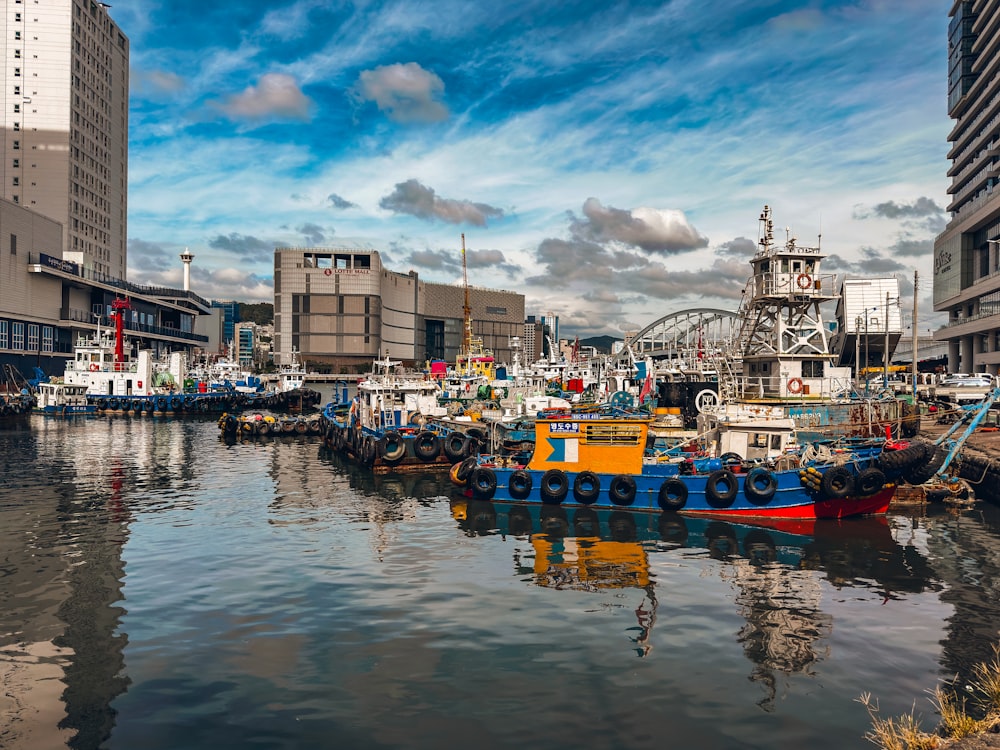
left=3, top=416, right=1000, bottom=749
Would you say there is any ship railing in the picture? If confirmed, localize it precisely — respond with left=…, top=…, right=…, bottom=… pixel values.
left=726, top=374, right=858, bottom=401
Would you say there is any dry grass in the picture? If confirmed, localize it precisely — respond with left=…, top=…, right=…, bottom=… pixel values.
left=859, top=642, right=1000, bottom=749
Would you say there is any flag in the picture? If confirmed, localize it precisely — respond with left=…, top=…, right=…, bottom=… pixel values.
left=639, top=373, right=653, bottom=403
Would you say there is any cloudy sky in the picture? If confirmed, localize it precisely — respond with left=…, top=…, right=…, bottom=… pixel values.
left=112, top=0, right=951, bottom=338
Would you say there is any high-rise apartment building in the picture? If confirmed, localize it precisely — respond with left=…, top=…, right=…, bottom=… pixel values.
left=1, top=0, right=129, bottom=279
left=933, top=1, right=1000, bottom=374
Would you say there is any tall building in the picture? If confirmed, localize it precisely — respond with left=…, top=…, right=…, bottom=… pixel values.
left=1, top=0, right=129, bottom=279
left=933, top=1, right=1000, bottom=374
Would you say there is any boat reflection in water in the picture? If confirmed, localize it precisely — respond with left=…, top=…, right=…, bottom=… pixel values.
left=449, top=499, right=938, bottom=708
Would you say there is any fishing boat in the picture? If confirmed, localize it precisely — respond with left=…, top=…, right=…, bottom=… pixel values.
left=451, top=409, right=926, bottom=520
left=319, top=353, right=468, bottom=472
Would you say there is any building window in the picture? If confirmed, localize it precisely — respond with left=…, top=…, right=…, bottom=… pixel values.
left=12, top=140, right=18, bottom=150
left=12, top=159, right=18, bottom=168
left=12, top=323, right=25, bottom=350
left=0, top=321, right=7, bottom=349
left=12, top=122, right=19, bottom=131
left=11, top=177, right=18, bottom=187
left=486, top=306, right=507, bottom=315
left=13, top=68, right=20, bottom=77
left=27, top=324, right=39, bottom=351
left=13, top=104, right=19, bottom=113
left=42, top=326, right=53, bottom=353
left=10, top=234, right=16, bottom=255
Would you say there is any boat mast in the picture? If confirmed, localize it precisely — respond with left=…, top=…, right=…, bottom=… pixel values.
left=461, top=233, right=472, bottom=360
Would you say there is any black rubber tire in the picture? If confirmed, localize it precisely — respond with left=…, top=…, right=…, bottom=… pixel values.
left=856, top=466, right=887, bottom=496
left=455, top=456, right=477, bottom=483
left=705, top=470, right=738, bottom=508
left=470, top=467, right=497, bottom=500
left=413, top=430, right=441, bottom=461
left=820, top=465, right=855, bottom=499
left=743, top=467, right=778, bottom=505
left=509, top=470, right=533, bottom=500
left=540, top=469, right=569, bottom=504
left=904, top=446, right=948, bottom=485
left=658, top=478, right=688, bottom=511
left=379, top=431, right=407, bottom=464
left=573, top=471, right=601, bottom=504
left=608, top=475, right=637, bottom=506
left=443, top=432, right=469, bottom=462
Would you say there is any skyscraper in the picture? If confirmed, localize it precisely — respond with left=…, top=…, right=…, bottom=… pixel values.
left=1, top=0, right=129, bottom=279
left=933, top=1, right=1000, bottom=375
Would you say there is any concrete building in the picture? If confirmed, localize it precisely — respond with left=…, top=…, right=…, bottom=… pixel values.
left=1, top=0, right=129, bottom=280
left=933, top=1, right=1000, bottom=375
left=273, top=246, right=524, bottom=370
left=0, top=9, right=211, bottom=378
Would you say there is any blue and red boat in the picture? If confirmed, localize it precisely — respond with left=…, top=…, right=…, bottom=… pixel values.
left=452, top=411, right=920, bottom=520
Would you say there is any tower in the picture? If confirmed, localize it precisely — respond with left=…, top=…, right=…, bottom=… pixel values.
left=733, top=205, right=840, bottom=399
left=1, top=0, right=130, bottom=279
left=180, top=249, right=194, bottom=292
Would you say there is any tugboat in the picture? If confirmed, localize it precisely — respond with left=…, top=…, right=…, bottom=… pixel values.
left=696, top=205, right=918, bottom=445
left=451, top=409, right=922, bottom=520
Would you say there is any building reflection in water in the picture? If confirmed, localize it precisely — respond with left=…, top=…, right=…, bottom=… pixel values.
left=450, top=498, right=941, bottom=708
left=0, top=418, right=194, bottom=749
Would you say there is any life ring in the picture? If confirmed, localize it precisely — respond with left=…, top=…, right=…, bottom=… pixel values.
left=658, top=478, right=688, bottom=511
left=443, top=432, right=469, bottom=462
left=743, top=467, right=778, bottom=504
left=572, top=471, right=601, bottom=504
left=787, top=377, right=804, bottom=394
left=856, top=466, right=886, bottom=496
left=323, top=268, right=332, bottom=276
left=379, top=431, right=406, bottom=464
left=413, top=430, right=441, bottom=461
left=705, top=469, right=739, bottom=507
left=796, top=273, right=812, bottom=290
left=470, top=467, right=497, bottom=500
left=509, top=470, right=533, bottom=500
left=540, top=469, right=569, bottom=504
left=819, top=466, right=855, bottom=499
left=608, top=475, right=637, bottom=506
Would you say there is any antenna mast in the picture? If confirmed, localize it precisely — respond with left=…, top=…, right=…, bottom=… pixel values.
left=461, top=233, right=471, bottom=356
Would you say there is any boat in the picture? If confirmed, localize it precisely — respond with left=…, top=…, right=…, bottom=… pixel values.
left=218, top=412, right=324, bottom=439
left=33, top=381, right=96, bottom=416
left=271, top=349, right=322, bottom=411
left=451, top=409, right=925, bottom=520
left=61, top=298, right=269, bottom=415
left=319, top=353, right=468, bottom=472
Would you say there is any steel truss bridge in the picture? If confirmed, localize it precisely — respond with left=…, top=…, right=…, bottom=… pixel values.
left=612, top=308, right=740, bottom=368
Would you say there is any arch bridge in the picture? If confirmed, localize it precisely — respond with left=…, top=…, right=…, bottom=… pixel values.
left=613, top=308, right=739, bottom=368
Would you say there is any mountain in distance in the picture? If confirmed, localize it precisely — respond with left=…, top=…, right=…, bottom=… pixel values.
left=239, top=302, right=274, bottom=325
left=577, top=335, right=621, bottom=354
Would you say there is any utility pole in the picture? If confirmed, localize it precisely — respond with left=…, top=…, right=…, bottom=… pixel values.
left=912, top=270, right=919, bottom=400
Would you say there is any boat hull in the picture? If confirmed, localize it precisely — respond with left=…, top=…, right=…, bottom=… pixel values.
left=459, top=463, right=894, bottom=520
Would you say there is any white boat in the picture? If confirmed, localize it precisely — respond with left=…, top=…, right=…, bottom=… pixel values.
left=33, top=381, right=96, bottom=416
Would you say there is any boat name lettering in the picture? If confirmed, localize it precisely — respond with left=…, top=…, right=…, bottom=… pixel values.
left=549, top=422, right=580, bottom=434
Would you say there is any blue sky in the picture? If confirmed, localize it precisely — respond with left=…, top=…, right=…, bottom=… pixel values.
left=111, top=0, right=951, bottom=338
